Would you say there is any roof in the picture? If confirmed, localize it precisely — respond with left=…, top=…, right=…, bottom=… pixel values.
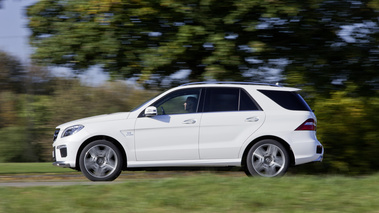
left=180, top=81, right=282, bottom=87
left=178, top=81, right=300, bottom=91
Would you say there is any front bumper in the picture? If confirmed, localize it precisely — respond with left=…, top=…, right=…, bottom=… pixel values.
left=52, top=161, right=72, bottom=168
left=52, top=144, right=77, bottom=169
left=52, top=146, right=73, bottom=168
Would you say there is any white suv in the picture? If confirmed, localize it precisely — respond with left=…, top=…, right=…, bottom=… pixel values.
left=52, top=82, right=323, bottom=181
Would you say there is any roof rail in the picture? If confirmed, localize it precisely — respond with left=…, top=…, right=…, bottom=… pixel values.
left=179, top=81, right=281, bottom=87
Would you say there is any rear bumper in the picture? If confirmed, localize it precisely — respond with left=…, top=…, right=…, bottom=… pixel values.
left=314, top=155, right=323, bottom=162
left=289, top=129, right=324, bottom=165
left=314, top=145, right=324, bottom=162
left=290, top=139, right=324, bottom=165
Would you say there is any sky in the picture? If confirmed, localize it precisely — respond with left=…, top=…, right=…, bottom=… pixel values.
left=0, top=0, right=36, bottom=63
left=0, top=0, right=110, bottom=86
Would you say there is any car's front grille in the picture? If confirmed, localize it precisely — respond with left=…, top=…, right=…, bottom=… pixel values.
left=53, top=129, right=60, bottom=142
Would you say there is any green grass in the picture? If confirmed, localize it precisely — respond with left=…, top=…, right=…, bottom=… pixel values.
left=0, top=162, right=74, bottom=174
left=1, top=170, right=379, bottom=212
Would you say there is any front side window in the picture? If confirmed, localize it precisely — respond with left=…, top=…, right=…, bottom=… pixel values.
left=153, top=88, right=201, bottom=115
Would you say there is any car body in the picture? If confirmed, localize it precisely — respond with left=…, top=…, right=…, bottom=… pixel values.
left=52, top=82, right=323, bottom=181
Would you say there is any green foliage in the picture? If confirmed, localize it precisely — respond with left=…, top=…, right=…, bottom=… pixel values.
left=27, top=0, right=379, bottom=93
left=0, top=51, right=26, bottom=93
left=0, top=126, right=31, bottom=162
left=312, top=85, right=379, bottom=174
left=0, top=91, right=18, bottom=128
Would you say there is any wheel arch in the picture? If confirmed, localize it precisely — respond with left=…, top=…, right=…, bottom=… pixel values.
left=75, top=135, right=128, bottom=171
left=241, top=135, right=295, bottom=168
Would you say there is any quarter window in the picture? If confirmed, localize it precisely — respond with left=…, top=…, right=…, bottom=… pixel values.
left=258, top=90, right=312, bottom=111
left=240, top=89, right=260, bottom=111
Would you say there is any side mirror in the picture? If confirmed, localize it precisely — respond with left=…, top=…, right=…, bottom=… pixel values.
left=145, top=106, right=158, bottom=117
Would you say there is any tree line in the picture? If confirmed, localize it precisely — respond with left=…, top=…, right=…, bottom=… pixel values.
left=1, top=51, right=379, bottom=174
left=27, top=0, right=379, bottom=94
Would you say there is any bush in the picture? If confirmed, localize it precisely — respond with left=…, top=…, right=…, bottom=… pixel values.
left=0, top=126, right=39, bottom=162
left=312, top=88, right=379, bottom=174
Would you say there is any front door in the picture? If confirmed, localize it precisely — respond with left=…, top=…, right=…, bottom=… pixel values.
left=134, top=88, right=202, bottom=161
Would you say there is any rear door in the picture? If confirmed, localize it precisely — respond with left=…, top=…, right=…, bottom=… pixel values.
left=199, top=87, right=265, bottom=159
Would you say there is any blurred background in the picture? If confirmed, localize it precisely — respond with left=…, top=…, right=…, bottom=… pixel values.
left=1, top=0, right=379, bottom=175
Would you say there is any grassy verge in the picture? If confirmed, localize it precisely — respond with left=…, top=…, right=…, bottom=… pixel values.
left=0, top=162, right=74, bottom=174
left=1, top=173, right=379, bottom=213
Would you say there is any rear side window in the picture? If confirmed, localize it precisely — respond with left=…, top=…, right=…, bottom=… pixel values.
left=203, top=88, right=260, bottom=112
left=258, top=90, right=311, bottom=111
left=204, top=88, right=239, bottom=112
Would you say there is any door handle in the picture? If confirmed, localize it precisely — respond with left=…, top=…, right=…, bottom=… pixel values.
left=245, top=117, right=259, bottom=122
left=183, top=119, right=196, bottom=124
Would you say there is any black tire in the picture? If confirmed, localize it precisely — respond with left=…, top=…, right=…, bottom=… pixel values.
left=79, top=140, right=123, bottom=181
left=245, top=139, right=289, bottom=177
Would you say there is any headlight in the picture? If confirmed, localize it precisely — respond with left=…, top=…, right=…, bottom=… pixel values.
left=61, top=125, right=84, bottom=138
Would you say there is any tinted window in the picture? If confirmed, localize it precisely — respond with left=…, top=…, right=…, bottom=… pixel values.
left=203, top=88, right=260, bottom=112
left=240, top=89, right=260, bottom=111
left=259, top=90, right=311, bottom=111
left=204, top=88, right=239, bottom=112
left=153, top=88, right=201, bottom=115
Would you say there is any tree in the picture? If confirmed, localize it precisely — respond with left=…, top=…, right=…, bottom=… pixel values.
left=0, top=91, right=18, bottom=128
left=0, top=51, right=26, bottom=93
left=25, top=0, right=299, bottom=86
left=27, top=0, right=379, bottom=93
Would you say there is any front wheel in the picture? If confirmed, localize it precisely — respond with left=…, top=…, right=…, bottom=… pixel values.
left=245, top=139, right=289, bottom=177
left=79, top=140, right=123, bottom=181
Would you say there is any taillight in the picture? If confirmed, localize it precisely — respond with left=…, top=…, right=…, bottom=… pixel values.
left=295, top=118, right=316, bottom=131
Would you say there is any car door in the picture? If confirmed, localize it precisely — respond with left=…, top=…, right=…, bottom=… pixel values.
left=134, top=88, right=202, bottom=161
left=199, top=87, right=265, bottom=159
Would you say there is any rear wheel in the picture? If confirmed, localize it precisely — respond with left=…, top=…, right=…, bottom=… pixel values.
left=245, top=139, right=289, bottom=177
left=79, top=140, right=122, bottom=181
